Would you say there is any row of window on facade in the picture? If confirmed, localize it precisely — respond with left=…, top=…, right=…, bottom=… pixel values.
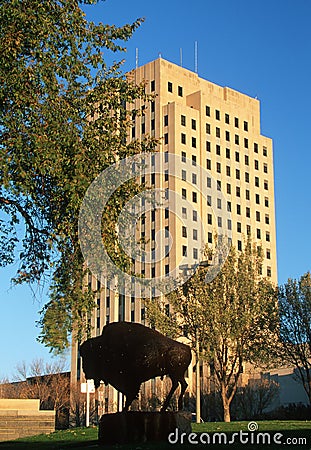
left=163, top=79, right=251, bottom=131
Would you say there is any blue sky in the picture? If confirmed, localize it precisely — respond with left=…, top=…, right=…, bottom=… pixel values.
left=1, top=0, right=310, bottom=379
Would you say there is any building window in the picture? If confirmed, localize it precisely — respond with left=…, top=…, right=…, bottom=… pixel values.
left=226, top=166, right=231, bottom=176
left=182, top=245, right=187, bottom=256
left=151, top=119, right=155, bottom=130
left=178, top=85, right=183, bottom=96
left=227, top=219, right=232, bottom=230
left=193, top=210, right=197, bottom=221
left=256, top=211, right=261, bottom=221
left=235, top=151, right=240, bottom=162
left=246, top=207, right=250, bottom=218
left=141, top=123, right=145, bottom=134
left=193, top=229, right=198, bottom=240
left=216, top=144, right=221, bottom=155
left=235, top=135, right=239, bottom=145
left=217, top=198, right=222, bottom=209
left=192, top=137, right=197, bottom=148
left=237, top=222, right=242, bottom=233
left=216, top=127, right=220, bottom=138
left=131, top=126, right=135, bottom=138
left=226, top=148, right=230, bottom=159
left=257, top=228, right=261, bottom=239
left=164, top=151, right=168, bottom=163
left=164, top=115, right=168, bottom=127
left=207, top=177, right=211, bottom=188
left=267, top=267, right=271, bottom=277
left=207, top=213, right=212, bottom=225
left=215, top=109, right=220, bottom=120
left=151, top=80, right=155, bottom=91
left=192, top=173, right=197, bottom=184
left=265, top=197, right=269, bottom=207
left=206, top=141, right=211, bottom=152
left=218, top=217, right=222, bottom=227
left=206, top=159, right=211, bottom=170
left=227, top=201, right=231, bottom=212
left=181, top=133, right=186, bottom=144
left=208, top=232, right=213, bottom=243
left=192, top=155, right=197, bottom=166
left=246, top=189, right=250, bottom=200
left=244, top=138, right=249, bottom=148
left=207, top=195, right=212, bottom=206
left=181, top=151, right=186, bottom=162
left=164, top=133, right=168, bottom=145
left=244, top=121, right=248, bottom=132
left=238, top=240, right=242, bottom=251
left=193, top=248, right=198, bottom=259
left=256, top=193, right=260, bottom=204
left=164, top=169, right=169, bottom=182
left=225, top=131, right=230, bottom=141
left=236, top=169, right=240, bottom=179
left=236, top=186, right=241, bottom=197
left=264, top=180, right=269, bottom=190
left=182, top=207, right=187, bottom=218
left=247, top=225, right=251, bottom=235
left=225, top=113, right=230, bottom=124
left=237, top=204, right=241, bottom=215
left=206, top=123, right=211, bottom=134
left=255, top=177, right=260, bottom=187
left=151, top=101, right=155, bottom=113
left=182, top=169, right=186, bottom=181
left=254, top=142, right=258, bottom=153
left=265, top=214, right=270, bottom=224
left=267, top=250, right=271, bottom=259
left=191, top=119, right=196, bottom=130
left=168, top=81, right=173, bottom=93
left=165, top=226, right=169, bottom=237
left=182, top=226, right=187, bottom=238
left=263, top=163, right=268, bottom=173
left=245, top=172, right=249, bottom=183
left=245, top=155, right=249, bottom=165
left=235, top=117, right=239, bottom=128
left=182, top=188, right=187, bottom=199
left=181, top=115, right=186, bottom=126
left=263, top=146, right=268, bottom=156
left=192, top=192, right=197, bottom=203
left=206, top=105, right=210, bottom=116
left=216, top=162, right=221, bottom=173
left=254, top=160, right=259, bottom=170
left=227, top=183, right=231, bottom=194
left=165, top=208, right=169, bottom=219
left=266, top=232, right=270, bottom=242
left=165, top=265, right=170, bottom=276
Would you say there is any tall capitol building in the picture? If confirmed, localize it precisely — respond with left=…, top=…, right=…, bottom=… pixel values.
left=71, top=57, right=277, bottom=412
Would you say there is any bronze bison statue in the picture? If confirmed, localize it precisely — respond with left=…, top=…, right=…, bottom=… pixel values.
left=80, top=321, right=191, bottom=411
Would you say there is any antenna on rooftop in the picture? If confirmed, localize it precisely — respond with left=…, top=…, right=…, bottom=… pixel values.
left=194, top=41, right=198, bottom=74
left=180, top=48, right=183, bottom=67
left=135, top=48, right=139, bottom=69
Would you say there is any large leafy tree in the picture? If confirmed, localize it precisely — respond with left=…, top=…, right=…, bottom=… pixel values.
left=146, top=240, right=278, bottom=422
left=0, top=0, right=156, bottom=352
left=277, top=272, right=311, bottom=404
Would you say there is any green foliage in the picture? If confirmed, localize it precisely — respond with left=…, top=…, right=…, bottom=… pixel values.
left=147, top=238, right=278, bottom=421
left=0, top=0, right=157, bottom=352
left=278, top=272, right=311, bottom=403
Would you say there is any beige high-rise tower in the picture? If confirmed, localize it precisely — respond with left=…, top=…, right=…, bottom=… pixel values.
left=71, top=58, right=277, bottom=414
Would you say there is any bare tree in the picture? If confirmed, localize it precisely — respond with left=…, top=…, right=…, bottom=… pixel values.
left=277, top=272, right=311, bottom=404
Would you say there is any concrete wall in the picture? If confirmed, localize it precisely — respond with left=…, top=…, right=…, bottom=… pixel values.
left=0, top=398, right=55, bottom=442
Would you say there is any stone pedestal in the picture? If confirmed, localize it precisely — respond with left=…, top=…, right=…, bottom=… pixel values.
left=98, top=411, right=191, bottom=445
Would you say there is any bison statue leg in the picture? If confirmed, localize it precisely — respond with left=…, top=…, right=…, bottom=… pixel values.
left=161, top=376, right=188, bottom=411
left=123, top=385, right=140, bottom=411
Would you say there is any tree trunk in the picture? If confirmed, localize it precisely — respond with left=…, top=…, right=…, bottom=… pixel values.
left=221, top=387, right=231, bottom=422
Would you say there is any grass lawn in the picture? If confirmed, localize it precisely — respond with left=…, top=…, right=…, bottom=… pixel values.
left=0, top=421, right=310, bottom=450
